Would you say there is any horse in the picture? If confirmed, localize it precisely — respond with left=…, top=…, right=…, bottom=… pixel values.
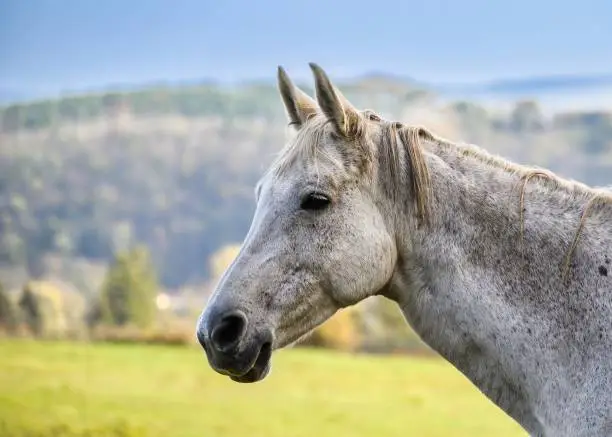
left=196, top=63, right=612, bottom=436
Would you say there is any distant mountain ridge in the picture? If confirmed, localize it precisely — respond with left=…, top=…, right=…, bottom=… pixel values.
left=440, top=73, right=612, bottom=95
left=2, top=72, right=612, bottom=107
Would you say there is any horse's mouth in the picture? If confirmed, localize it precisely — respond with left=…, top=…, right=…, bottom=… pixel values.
left=229, top=341, right=272, bottom=383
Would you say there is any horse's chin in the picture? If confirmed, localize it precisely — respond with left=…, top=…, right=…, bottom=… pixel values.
left=229, top=341, right=272, bottom=383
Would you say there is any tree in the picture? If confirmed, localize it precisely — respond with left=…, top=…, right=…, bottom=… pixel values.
left=510, top=100, right=544, bottom=132
left=18, top=283, right=42, bottom=336
left=357, top=296, right=427, bottom=353
left=85, top=297, right=103, bottom=328
left=99, top=245, right=158, bottom=329
left=209, top=244, right=242, bottom=283
left=0, top=282, right=17, bottom=333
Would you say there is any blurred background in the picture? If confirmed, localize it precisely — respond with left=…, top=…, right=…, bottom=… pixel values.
left=0, top=1, right=610, bottom=436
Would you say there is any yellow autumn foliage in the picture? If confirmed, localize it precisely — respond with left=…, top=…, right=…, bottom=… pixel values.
left=20, top=280, right=86, bottom=338
left=209, top=244, right=242, bottom=282
left=301, top=306, right=361, bottom=352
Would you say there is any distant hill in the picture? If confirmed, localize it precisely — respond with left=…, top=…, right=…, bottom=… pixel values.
left=1, top=77, right=610, bottom=291
left=433, top=73, right=612, bottom=111
left=482, top=73, right=612, bottom=94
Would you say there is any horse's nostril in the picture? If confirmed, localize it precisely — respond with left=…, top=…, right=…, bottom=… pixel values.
left=210, top=311, right=248, bottom=352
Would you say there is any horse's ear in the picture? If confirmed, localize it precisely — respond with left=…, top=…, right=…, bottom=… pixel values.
left=277, top=66, right=318, bottom=129
left=309, top=62, right=360, bottom=138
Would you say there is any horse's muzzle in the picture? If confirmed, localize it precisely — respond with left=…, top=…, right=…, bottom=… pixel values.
left=196, top=309, right=273, bottom=383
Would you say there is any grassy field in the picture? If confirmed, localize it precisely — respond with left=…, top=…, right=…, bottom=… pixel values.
left=0, top=339, right=526, bottom=437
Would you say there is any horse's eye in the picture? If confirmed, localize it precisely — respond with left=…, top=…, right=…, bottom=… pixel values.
left=300, top=193, right=331, bottom=211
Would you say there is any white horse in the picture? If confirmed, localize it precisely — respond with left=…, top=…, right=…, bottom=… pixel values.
left=197, top=64, right=612, bottom=436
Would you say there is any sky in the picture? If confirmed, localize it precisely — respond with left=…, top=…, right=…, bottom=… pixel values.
left=1, top=0, right=612, bottom=99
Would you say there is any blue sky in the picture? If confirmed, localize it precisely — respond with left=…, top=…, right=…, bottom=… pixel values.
left=2, top=0, right=611, bottom=98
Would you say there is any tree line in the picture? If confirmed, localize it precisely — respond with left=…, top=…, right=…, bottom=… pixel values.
left=0, top=243, right=427, bottom=354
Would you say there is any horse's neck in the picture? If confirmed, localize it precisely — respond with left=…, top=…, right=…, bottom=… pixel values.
left=389, top=142, right=612, bottom=434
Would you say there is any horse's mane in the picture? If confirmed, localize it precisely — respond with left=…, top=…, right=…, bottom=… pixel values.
left=386, top=120, right=611, bottom=283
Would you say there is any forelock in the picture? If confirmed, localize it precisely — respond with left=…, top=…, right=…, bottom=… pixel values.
left=270, top=112, right=372, bottom=179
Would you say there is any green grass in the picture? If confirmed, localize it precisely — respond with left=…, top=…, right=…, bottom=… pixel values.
left=0, top=339, right=526, bottom=437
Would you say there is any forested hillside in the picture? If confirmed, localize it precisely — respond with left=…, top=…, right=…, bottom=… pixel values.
left=1, top=78, right=611, bottom=290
